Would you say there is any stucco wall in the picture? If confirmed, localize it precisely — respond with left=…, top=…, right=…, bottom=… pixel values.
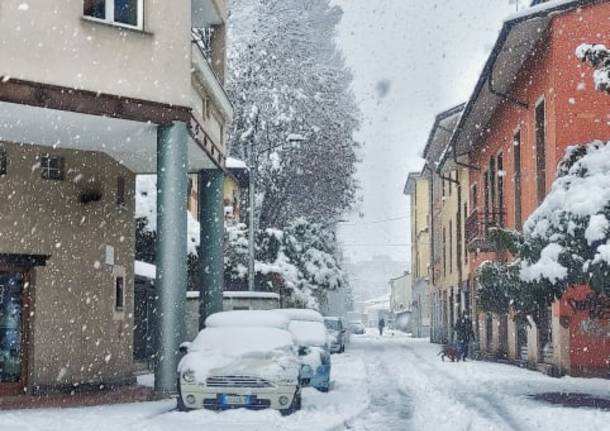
left=0, top=0, right=191, bottom=107
left=0, top=141, right=135, bottom=390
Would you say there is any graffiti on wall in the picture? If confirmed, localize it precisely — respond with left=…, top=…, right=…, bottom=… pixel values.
left=567, top=292, right=610, bottom=320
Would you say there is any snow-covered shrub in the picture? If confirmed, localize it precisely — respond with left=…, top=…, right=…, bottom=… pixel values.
left=478, top=141, right=610, bottom=323
left=576, top=43, right=610, bottom=93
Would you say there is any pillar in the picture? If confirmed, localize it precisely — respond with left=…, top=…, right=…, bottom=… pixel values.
left=154, top=121, right=188, bottom=395
left=198, top=168, right=225, bottom=329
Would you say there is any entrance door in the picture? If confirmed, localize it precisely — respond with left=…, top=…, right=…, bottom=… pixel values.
left=0, top=271, right=28, bottom=395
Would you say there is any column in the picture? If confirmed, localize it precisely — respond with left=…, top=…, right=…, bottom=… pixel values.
left=198, top=168, right=225, bottom=329
left=154, top=121, right=188, bottom=395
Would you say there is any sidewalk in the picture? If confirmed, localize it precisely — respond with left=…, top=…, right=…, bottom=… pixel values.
left=0, top=385, right=155, bottom=411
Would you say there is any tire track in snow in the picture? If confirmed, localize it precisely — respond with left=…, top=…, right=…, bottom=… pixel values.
left=400, top=344, right=527, bottom=431
left=342, top=341, right=414, bottom=431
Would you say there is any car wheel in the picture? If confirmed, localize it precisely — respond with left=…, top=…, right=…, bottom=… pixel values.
left=280, top=389, right=301, bottom=416
left=177, top=395, right=190, bottom=412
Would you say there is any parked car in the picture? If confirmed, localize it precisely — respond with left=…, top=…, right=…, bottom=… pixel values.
left=275, top=309, right=331, bottom=392
left=177, top=311, right=301, bottom=415
left=348, top=321, right=366, bottom=335
left=324, top=317, right=348, bottom=353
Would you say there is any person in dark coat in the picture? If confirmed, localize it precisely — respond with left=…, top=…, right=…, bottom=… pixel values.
left=455, top=314, right=475, bottom=361
left=378, top=317, right=386, bottom=336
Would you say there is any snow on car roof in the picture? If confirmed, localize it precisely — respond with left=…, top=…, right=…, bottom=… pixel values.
left=288, top=320, right=328, bottom=347
left=274, top=308, right=324, bottom=322
left=205, top=310, right=290, bottom=330
left=190, top=327, right=294, bottom=354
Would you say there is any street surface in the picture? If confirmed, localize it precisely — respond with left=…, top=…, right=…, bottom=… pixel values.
left=1, top=332, right=609, bottom=431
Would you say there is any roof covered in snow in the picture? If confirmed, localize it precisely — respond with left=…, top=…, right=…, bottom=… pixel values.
left=135, top=260, right=156, bottom=279
left=441, top=0, right=598, bottom=169
left=275, top=308, right=324, bottom=323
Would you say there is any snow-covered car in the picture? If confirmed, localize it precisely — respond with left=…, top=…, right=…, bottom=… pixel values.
left=275, top=309, right=331, bottom=392
left=177, top=326, right=301, bottom=415
left=348, top=321, right=366, bottom=335
left=324, top=317, right=348, bottom=353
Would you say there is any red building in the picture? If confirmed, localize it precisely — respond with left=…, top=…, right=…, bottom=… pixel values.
left=441, top=0, right=610, bottom=377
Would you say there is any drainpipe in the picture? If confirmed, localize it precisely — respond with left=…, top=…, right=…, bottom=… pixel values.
left=155, top=122, right=189, bottom=396
left=198, top=168, right=225, bottom=329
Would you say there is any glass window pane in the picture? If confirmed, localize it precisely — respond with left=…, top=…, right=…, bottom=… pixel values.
left=84, top=0, right=106, bottom=19
left=0, top=272, right=23, bottom=384
left=114, top=0, right=138, bottom=26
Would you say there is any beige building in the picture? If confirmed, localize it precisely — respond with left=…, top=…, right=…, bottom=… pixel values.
left=404, top=172, right=431, bottom=338
left=422, top=104, right=470, bottom=343
left=0, top=0, right=232, bottom=395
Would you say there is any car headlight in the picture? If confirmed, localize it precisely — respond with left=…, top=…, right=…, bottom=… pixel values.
left=301, top=364, right=313, bottom=375
left=181, top=369, right=196, bottom=383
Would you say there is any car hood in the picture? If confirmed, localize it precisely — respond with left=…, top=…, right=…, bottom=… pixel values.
left=179, top=350, right=300, bottom=383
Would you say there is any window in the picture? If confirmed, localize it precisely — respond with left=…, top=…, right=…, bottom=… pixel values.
left=463, top=202, right=468, bottom=265
left=497, top=153, right=504, bottom=226
left=513, top=130, right=522, bottom=230
left=117, top=176, right=126, bottom=207
left=84, top=0, right=144, bottom=29
left=115, top=276, right=125, bottom=311
left=535, top=100, right=546, bottom=203
left=442, top=227, right=447, bottom=277
left=449, top=220, right=453, bottom=274
left=471, top=184, right=478, bottom=208
left=0, top=148, right=6, bottom=176
left=40, top=155, right=65, bottom=180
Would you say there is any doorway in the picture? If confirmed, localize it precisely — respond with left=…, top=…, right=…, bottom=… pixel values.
left=0, top=270, right=30, bottom=395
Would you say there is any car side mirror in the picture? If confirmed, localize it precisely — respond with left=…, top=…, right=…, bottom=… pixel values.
left=179, top=341, right=191, bottom=354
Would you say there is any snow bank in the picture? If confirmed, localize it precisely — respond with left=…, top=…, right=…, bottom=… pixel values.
left=205, top=310, right=290, bottom=330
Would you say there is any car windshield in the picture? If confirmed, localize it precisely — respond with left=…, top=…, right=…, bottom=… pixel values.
left=190, top=327, right=294, bottom=357
left=324, top=319, right=341, bottom=331
left=289, top=320, right=328, bottom=347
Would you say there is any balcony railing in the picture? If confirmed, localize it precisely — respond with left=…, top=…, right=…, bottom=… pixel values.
left=465, top=208, right=506, bottom=251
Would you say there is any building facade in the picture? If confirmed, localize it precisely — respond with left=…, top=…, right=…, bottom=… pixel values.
left=0, top=0, right=232, bottom=395
left=404, top=173, right=431, bottom=338
left=443, top=0, right=610, bottom=376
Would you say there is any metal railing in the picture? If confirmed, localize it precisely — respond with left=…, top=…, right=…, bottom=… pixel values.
left=465, top=207, right=507, bottom=246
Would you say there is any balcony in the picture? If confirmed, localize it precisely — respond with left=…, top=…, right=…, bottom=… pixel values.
left=465, top=208, right=506, bottom=253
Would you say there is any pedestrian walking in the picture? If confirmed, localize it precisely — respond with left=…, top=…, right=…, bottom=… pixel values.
left=455, top=314, right=475, bottom=361
left=378, top=318, right=386, bottom=336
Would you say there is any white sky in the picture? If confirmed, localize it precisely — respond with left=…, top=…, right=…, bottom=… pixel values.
left=334, top=0, right=526, bottom=263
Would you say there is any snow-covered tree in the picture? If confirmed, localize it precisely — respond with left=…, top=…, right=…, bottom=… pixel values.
left=226, top=0, right=360, bottom=229
left=478, top=141, right=610, bottom=323
left=223, top=218, right=349, bottom=309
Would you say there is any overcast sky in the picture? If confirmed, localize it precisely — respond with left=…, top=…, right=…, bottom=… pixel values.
left=334, top=0, right=526, bottom=264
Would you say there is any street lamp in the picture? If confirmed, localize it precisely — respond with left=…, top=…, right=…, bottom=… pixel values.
left=247, top=133, right=308, bottom=292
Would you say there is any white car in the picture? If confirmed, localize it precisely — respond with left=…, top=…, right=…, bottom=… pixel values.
left=177, top=313, right=301, bottom=414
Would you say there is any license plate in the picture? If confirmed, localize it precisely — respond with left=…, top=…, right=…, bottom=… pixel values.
left=218, top=394, right=253, bottom=406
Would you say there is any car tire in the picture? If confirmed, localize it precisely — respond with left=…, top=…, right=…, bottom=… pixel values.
left=280, top=389, right=301, bottom=416
left=177, top=395, right=190, bottom=412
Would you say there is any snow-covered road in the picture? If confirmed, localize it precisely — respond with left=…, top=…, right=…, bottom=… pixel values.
left=2, top=333, right=610, bottom=431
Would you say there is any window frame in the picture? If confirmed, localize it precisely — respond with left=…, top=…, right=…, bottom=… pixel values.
left=117, top=176, right=127, bottom=208
left=535, top=98, right=546, bottom=204
left=0, top=148, right=6, bottom=176
left=513, top=128, right=522, bottom=230
left=84, top=0, right=145, bottom=31
left=40, top=155, right=65, bottom=181
left=115, top=275, right=125, bottom=311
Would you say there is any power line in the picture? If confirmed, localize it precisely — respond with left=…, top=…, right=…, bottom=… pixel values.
left=341, top=243, right=411, bottom=247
